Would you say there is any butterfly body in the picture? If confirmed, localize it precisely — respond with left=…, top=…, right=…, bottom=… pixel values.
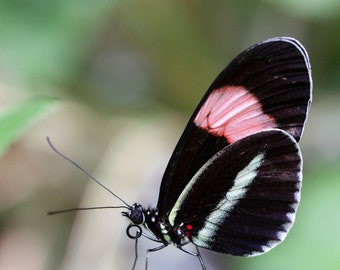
left=125, top=204, right=187, bottom=247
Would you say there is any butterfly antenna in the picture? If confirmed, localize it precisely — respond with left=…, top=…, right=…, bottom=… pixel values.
left=46, top=136, right=131, bottom=208
left=47, top=205, right=129, bottom=215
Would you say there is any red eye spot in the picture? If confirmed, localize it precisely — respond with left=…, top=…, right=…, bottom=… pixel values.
left=186, top=224, right=193, bottom=230
left=184, top=224, right=193, bottom=237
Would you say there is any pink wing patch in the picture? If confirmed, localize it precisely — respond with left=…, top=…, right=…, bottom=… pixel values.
left=194, top=86, right=276, bottom=143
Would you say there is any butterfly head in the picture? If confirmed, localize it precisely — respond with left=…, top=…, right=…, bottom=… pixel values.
left=123, top=203, right=145, bottom=225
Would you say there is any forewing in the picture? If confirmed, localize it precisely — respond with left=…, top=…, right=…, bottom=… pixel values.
left=169, top=129, right=302, bottom=256
left=157, top=37, right=311, bottom=216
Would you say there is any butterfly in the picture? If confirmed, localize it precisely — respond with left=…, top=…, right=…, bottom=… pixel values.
left=49, top=37, right=312, bottom=269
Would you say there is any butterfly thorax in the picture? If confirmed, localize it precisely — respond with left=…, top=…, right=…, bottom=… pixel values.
left=124, top=203, right=187, bottom=247
left=144, top=207, right=189, bottom=247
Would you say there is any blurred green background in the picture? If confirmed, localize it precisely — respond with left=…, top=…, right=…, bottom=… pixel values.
left=0, top=0, right=339, bottom=269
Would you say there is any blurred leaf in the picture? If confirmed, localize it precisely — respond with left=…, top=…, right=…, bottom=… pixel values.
left=0, top=0, right=116, bottom=87
left=0, top=98, right=53, bottom=155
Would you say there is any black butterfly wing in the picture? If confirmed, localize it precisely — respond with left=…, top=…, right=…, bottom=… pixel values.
left=168, top=129, right=302, bottom=255
left=157, top=37, right=311, bottom=217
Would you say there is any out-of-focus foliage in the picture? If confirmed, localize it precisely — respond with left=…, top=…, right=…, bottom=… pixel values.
left=0, top=1, right=339, bottom=270
left=0, top=0, right=115, bottom=85
left=0, top=98, right=52, bottom=154
left=264, top=0, right=340, bottom=21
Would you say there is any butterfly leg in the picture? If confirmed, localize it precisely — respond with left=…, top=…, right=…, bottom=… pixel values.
left=126, top=224, right=143, bottom=270
left=195, top=246, right=207, bottom=270
left=178, top=245, right=207, bottom=270
left=145, top=244, right=167, bottom=270
left=131, top=234, right=139, bottom=270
